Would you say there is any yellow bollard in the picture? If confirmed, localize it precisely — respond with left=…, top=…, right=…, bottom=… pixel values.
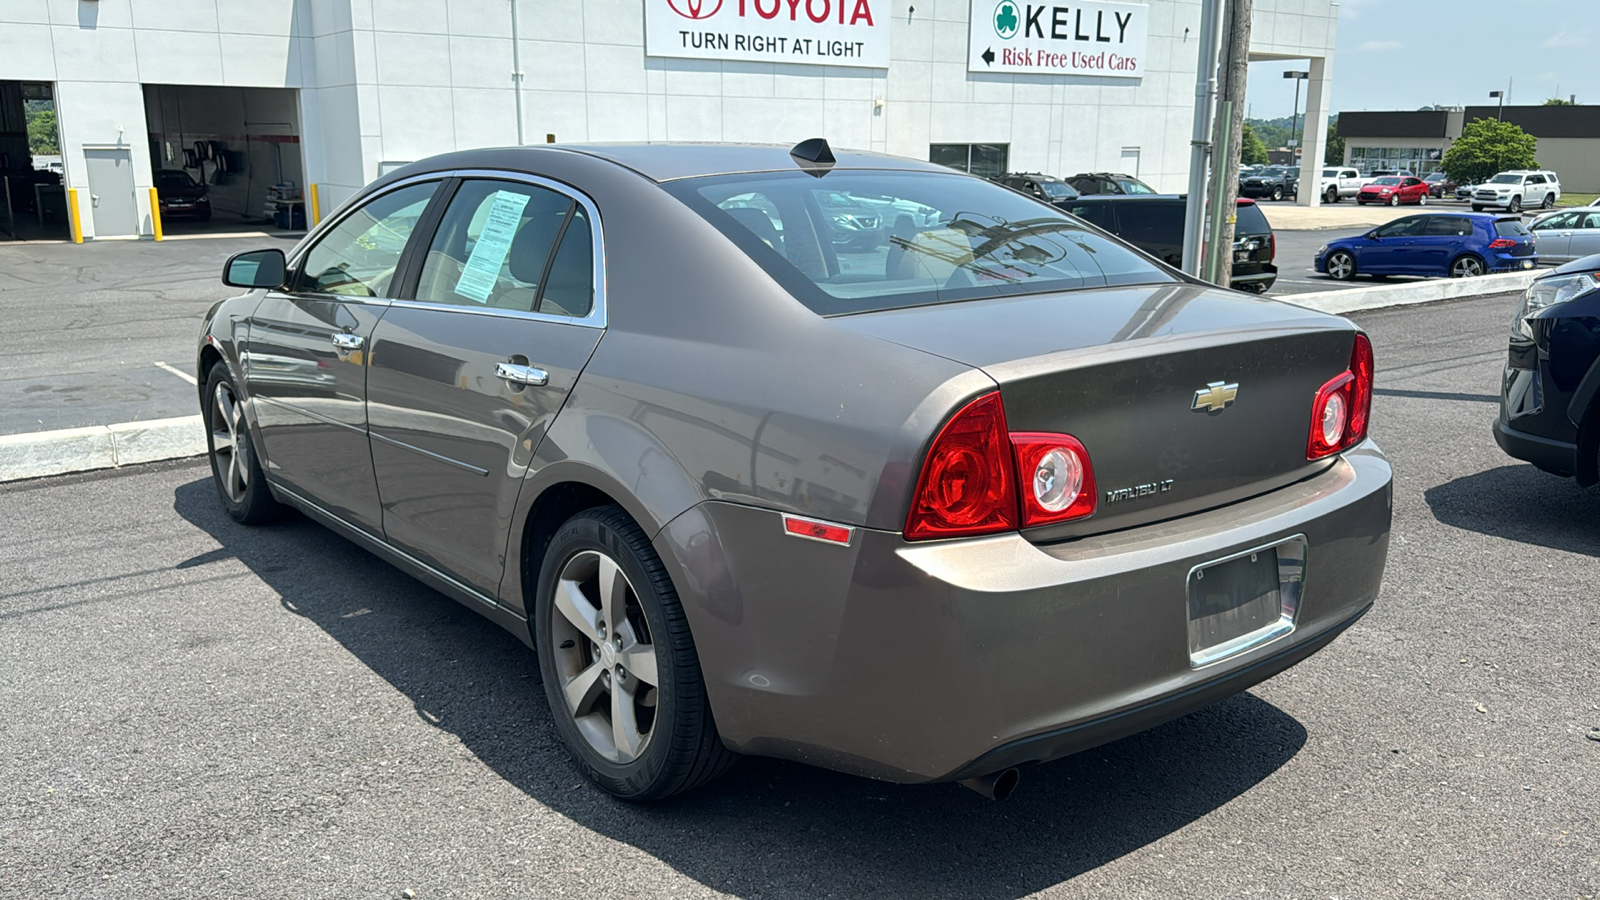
left=67, top=187, right=83, bottom=243
left=148, top=187, right=164, bottom=241
left=309, top=183, right=321, bottom=226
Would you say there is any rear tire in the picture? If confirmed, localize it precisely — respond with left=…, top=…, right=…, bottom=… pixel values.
left=203, top=362, right=281, bottom=525
left=1418, top=194, right=1428, bottom=206
left=534, top=505, right=737, bottom=801
left=1472, top=204, right=1484, bottom=212
left=1450, top=255, right=1486, bottom=278
left=1543, top=193, right=1556, bottom=209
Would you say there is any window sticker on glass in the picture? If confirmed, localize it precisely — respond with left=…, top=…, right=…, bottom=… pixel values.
left=453, top=190, right=532, bottom=303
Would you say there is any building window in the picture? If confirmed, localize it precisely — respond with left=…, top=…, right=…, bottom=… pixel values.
left=1348, top=146, right=1444, bottom=177
left=930, top=143, right=1010, bottom=179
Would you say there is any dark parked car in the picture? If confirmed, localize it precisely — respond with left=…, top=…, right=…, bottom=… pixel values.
left=1066, top=194, right=1278, bottom=293
left=1240, top=166, right=1299, bottom=201
left=1495, top=254, right=1600, bottom=481
left=200, top=141, right=1391, bottom=801
left=1067, top=171, right=1157, bottom=196
left=154, top=168, right=210, bottom=220
left=994, top=172, right=1080, bottom=207
left=1423, top=172, right=1456, bottom=198
left=1315, top=213, right=1536, bottom=280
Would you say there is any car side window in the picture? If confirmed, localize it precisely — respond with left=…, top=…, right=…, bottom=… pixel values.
left=1422, top=217, right=1470, bottom=237
left=1583, top=213, right=1600, bottom=230
left=1373, top=217, right=1425, bottom=238
left=414, top=179, right=582, bottom=313
left=1528, top=174, right=1545, bottom=185
left=1535, top=212, right=1579, bottom=230
left=296, top=182, right=438, bottom=298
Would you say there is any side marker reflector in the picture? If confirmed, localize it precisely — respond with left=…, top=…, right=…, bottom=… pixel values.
left=782, top=514, right=854, bottom=546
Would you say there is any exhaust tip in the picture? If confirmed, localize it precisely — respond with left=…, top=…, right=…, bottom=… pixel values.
left=958, top=767, right=1020, bottom=801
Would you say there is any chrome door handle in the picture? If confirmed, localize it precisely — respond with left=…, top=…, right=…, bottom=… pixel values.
left=495, top=362, right=548, bottom=386
left=332, top=333, right=364, bottom=351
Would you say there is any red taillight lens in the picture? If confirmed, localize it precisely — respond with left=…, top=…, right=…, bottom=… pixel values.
left=1012, top=434, right=1096, bottom=526
left=1269, top=232, right=1276, bottom=262
left=1488, top=238, right=1517, bottom=249
left=904, top=392, right=1018, bottom=540
left=1308, top=334, right=1375, bottom=460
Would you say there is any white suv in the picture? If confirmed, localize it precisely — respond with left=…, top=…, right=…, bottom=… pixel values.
left=1472, top=170, right=1561, bottom=213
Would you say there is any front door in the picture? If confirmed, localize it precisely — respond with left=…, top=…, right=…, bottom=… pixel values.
left=83, top=148, right=137, bottom=237
left=366, top=177, right=604, bottom=602
left=1530, top=210, right=1579, bottom=263
left=1361, top=215, right=1427, bottom=275
left=241, top=180, right=441, bottom=535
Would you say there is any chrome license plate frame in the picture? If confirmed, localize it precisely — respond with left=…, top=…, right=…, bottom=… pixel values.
left=1186, top=535, right=1306, bottom=668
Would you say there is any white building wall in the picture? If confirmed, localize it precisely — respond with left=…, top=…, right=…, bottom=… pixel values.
left=0, top=0, right=1339, bottom=238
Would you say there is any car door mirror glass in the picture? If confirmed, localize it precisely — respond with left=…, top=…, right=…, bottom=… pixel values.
left=222, top=249, right=287, bottom=289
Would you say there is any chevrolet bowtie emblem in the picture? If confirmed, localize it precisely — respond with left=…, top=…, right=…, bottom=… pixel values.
left=1192, top=381, right=1239, bottom=413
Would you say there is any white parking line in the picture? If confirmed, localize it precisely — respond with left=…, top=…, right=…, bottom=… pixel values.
left=153, top=361, right=197, bottom=386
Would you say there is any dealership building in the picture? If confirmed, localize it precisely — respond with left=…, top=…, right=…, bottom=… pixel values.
left=1337, top=106, right=1600, bottom=192
left=0, top=0, right=1339, bottom=241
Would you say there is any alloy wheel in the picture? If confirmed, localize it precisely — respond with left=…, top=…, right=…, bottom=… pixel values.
left=1509, top=197, right=1522, bottom=214
left=1543, top=194, right=1555, bottom=209
left=1419, top=194, right=1427, bottom=206
left=1328, top=251, right=1355, bottom=280
left=1452, top=256, right=1485, bottom=277
left=1388, top=195, right=1399, bottom=207
left=550, top=549, right=660, bottom=764
left=1326, top=187, right=1338, bottom=204
left=210, top=381, right=249, bottom=504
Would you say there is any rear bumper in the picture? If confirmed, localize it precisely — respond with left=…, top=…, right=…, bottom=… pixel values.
left=655, top=444, right=1393, bottom=783
left=1493, top=418, right=1576, bottom=476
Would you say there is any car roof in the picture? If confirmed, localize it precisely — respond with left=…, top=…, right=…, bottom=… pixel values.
left=1065, top=193, right=1183, bottom=203
left=543, top=142, right=953, bottom=183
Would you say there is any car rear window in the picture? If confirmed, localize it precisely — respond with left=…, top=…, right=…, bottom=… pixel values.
left=1496, top=219, right=1531, bottom=237
left=666, top=170, right=1178, bottom=316
left=1234, top=202, right=1270, bottom=235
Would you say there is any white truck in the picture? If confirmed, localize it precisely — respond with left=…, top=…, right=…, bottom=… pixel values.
left=1318, top=167, right=1374, bottom=204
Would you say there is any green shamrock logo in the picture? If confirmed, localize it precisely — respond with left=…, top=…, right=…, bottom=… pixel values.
left=994, top=1, right=1019, bottom=39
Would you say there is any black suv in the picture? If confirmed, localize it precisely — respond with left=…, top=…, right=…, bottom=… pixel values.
left=1067, top=172, right=1158, bottom=196
left=1240, top=166, right=1300, bottom=201
left=1066, top=194, right=1278, bottom=293
left=994, top=172, right=1081, bottom=207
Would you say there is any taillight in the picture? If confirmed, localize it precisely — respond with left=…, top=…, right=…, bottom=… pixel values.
left=1269, top=232, right=1276, bottom=262
left=905, top=393, right=1097, bottom=540
left=904, top=392, right=1018, bottom=540
left=1308, top=334, right=1375, bottom=460
left=1012, top=434, right=1096, bottom=527
left=1488, top=238, right=1517, bottom=249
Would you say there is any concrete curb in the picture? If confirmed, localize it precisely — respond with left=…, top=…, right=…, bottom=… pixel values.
left=0, top=415, right=206, bottom=483
left=1274, top=270, right=1536, bottom=315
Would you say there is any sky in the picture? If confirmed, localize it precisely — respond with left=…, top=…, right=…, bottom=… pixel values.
left=1245, top=0, right=1600, bottom=120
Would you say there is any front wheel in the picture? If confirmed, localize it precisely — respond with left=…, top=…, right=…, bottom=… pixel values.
left=1451, top=255, right=1486, bottom=278
left=1388, top=195, right=1400, bottom=207
left=203, top=362, right=281, bottom=524
left=535, top=506, right=737, bottom=801
left=1271, top=186, right=1285, bottom=202
left=1508, top=196, right=1523, bottom=214
left=1326, top=250, right=1357, bottom=281
left=1325, top=186, right=1339, bottom=204
left=1418, top=193, right=1428, bottom=206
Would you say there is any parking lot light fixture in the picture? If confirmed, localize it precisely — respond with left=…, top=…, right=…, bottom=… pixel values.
left=1284, top=70, right=1310, bottom=162
left=1490, top=90, right=1504, bottom=120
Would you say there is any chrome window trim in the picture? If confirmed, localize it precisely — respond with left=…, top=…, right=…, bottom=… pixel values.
left=286, top=173, right=451, bottom=301
left=395, top=168, right=608, bottom=330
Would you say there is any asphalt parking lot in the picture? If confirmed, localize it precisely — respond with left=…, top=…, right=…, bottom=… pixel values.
left=3, top=290, right=1596, bottom=898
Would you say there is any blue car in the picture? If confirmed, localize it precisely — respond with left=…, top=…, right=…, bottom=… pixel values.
left=1495, top=253, right=1600, bottom=480
left=1315, top=213, right=1537, bottom=281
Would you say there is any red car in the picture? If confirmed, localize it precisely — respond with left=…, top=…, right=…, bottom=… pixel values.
left=1357, top=176, right=1429, bottom=207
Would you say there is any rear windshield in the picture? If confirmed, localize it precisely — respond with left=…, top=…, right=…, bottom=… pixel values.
left=1496, top=219, right=1531, bottom=237
left=1234, top=202, right=1271, bottom=235
left=666, top=170, right=1178, bottom=316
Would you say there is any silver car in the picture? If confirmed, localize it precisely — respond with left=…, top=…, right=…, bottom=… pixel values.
left=199, top=141, right=1393, bottom=801
left=1528, top=206, right=1600, bottom=264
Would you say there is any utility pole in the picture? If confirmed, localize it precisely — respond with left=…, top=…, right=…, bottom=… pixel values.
left=1202, top=0, right=1253, bottom=286
left=1181, top=0, right=1225, bottom=276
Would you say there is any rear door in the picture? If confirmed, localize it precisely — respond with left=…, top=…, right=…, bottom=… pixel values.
left=1567, top=211, right=1600, bottom=261
left=1414, top=215, right=1471, bottom=274
left=365, top=175, right=604, bottom=602
left=241, top=179, right=441, bottom=535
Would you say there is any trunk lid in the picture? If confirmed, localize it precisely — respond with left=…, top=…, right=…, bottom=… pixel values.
left=834, top=283, right=1360, bottom=540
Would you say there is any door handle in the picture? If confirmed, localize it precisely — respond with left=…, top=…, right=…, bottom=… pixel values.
left=332, top=333, right=364, bottom=351
left=495, top=362, right=549, bottom=387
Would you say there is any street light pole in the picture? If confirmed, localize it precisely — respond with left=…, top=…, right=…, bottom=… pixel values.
left=1284, top=70, right=1309, bottom=163
left=1490, top=90, right=1503, bottom=121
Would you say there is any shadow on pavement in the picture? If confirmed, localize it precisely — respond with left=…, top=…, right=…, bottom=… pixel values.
left=173, top=476, right=1308, bottom=899
left=1425, top=463, right=1600, bottom=558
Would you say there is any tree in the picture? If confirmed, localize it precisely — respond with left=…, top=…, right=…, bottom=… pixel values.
left=26, top=109, right=58, bottom=155
left=1440, top=118, right=1538, bottom=186
left=1240, top=122, right=1269, bottom=165
left=1543, top=97, right=1576, bottom=106
left=1324, top=121, right=1344, bottom=165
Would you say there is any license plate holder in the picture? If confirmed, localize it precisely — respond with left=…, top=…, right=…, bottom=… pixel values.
left=1234, top=250, right=1251, bottom=263
left=1186, top=536, right=1306, bottom=667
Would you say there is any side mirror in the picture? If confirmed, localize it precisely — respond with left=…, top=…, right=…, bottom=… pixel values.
left=222, top=249, right=287, bottom=289
left=1364, top=232, right=1380, bottom=240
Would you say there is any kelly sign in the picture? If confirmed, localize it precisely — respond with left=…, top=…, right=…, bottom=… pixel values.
left=645, top=0, right=889, bottom=69
left=968, top=1, right=1149, bottom=78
